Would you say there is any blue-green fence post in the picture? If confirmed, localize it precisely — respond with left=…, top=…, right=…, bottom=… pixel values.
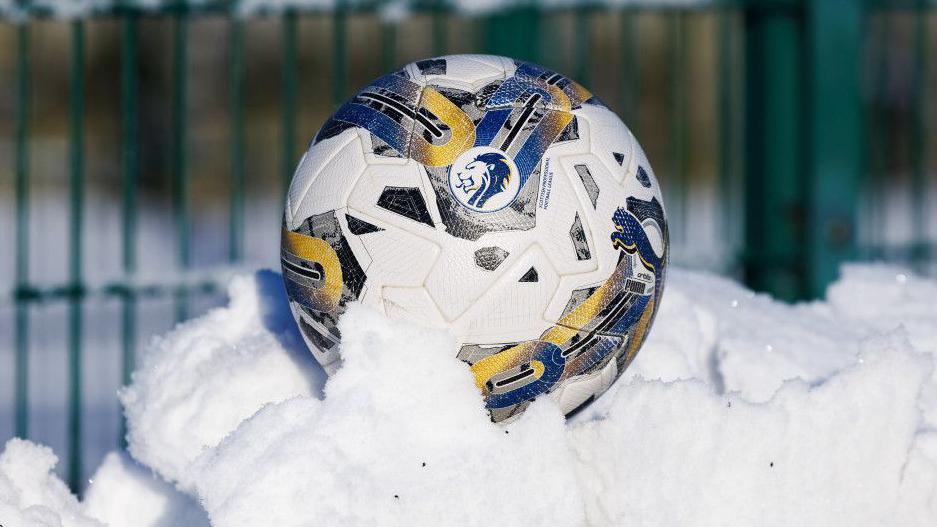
left=230, top=17, right=245, bottom=263
left=282, top=9, right=299, bottom=196
left=482, top=5, right=541, bottom=65
left=669, top=11, right=688, bottom=246
left=14, top=5, right=31, bottom=440
left=172, top=11, right=191, bottom=322
left=381, top=18, right=397, bottom=72
left=862, top=11, right=888, bottom=258
left=432, top=0, right=446, bottom=56
left=619, top=10, right=640, bottom=133
left=804, top=0, right=863, bottom=295
left=574, top=8, right=591, bottom=87
left=718, top=10, right=739, bottom=269
left=743, top=0, right=806, bottom=299
left=67, top=18, right=85, bottom=494
left=910, top=6, right=931, bottom=267
left=119, top=12, right=140, bottom=446
left=331, top=3, right=346, bottom=108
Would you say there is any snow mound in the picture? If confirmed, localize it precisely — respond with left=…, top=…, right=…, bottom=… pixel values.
left=191, top=305, right=581, bottom=526
left=3, top=264, right=936, bottom=526
left=0, top=439, right=102, bottom=527
left=118, top=271, right=325, bottom=489
left=82, top=452, right=209, bottom=527
left=118, top=264, right=937, bottom=526
left=572, top=334, right=932, bottom=525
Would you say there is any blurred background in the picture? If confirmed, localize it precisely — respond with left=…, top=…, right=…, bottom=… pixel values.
left=1, top=0, right=935, bottom=494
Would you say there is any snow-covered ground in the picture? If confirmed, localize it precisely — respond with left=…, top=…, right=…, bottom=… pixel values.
left=2, top=263, right=936, bottom=526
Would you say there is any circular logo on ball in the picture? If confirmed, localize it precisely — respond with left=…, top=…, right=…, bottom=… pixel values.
left=448, top=146, right=521, bottom=213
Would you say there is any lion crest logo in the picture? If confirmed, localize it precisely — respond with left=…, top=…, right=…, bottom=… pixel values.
left=448, top=147, right=521, bottom=213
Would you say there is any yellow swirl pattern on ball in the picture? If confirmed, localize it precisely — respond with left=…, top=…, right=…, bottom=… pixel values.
left=281, top=228, right=344, bottom=312
left=411, top=87, right=477, bottom=167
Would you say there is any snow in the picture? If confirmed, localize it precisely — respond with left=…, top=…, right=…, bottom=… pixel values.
left=118, top=271, right=325, bottom=489
left=0, top=439, right=102, bottom=527
left=2, top=263, right=936, bottom=526
left=571, top=337, right=932, bottom=525
left=190, top=306, right=582, bottom=526
left=0, top=439, right=207, bottom=527
left=82, top=452, right=208, bottom=527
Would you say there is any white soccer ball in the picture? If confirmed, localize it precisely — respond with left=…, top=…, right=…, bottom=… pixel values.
left=282, top=55, right=668, bottom=421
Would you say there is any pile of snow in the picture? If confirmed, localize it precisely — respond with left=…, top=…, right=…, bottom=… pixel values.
left=2, top=264, right=936, bottom=526
left=118, top=271, right=324, bottom=488
left=0, top=439, right=208, bottom=527
left=82, top=452, right=208, bottom=527
left=0, top=439, right=102, bottom=527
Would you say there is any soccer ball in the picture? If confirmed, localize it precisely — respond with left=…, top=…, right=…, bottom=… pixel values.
left=282, top=55, right=668, bottom=422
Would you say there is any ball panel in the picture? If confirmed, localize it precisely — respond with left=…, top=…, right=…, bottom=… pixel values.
left=286, top=130, right=368, bottom=229
left=354, top=223, right=442, bottom=291
left=404, top=54, right=514, bottom=91
left=550, top=351, right=620, bottom=416
left=449, top=242, right=562, bottom=343
left=573, top=104, right=636, bottom=186
left=380, top=286, right=449, bottom=328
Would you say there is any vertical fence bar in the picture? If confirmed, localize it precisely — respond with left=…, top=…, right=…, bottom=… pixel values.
left=668, top=11, right=687, bottom=245
left=718, top=10, right=737, bottom=268
left=574, top=8, right=591, bottom=88
left=619, top=10, right=640, bottom=131
left=432, top=0, right=446, bottom=56
left=67, top=19, right=85, bottom=493
left=172, top=12, right=190, bottom=322
left=381, top=19, right=397, bottom=73
left=281, top=9, right=298, bottom=196
left=911, top=9, right=931, bottom=266
left=14, top=14, right=30, bottom=440
left=863, top=11, right=887, bottom=259
left=230, top=18, right=245, bottom=264
left=120, top=13, right=140, bottom=446
left=332, top=4, right=347, bottom=108
left=743, top=0, right=806, bottom=299
left=805, top=0, right=863, bottom=295
left=482, top=6, right=540, bottom=65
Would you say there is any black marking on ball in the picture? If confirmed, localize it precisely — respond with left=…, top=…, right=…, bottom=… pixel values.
left=475, top=246, right=509, bottom=271
left=636, top=165, right=652, bottom=188
left=377, top=187, right=435, bottom=228
left=519, top=267, right=539, bottom=283
left=346, top=214, right=384, bottom=235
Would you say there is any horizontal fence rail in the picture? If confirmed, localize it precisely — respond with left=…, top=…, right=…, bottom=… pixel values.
left=1, top=0, right=934, bottom=495
left=1, top=0, right=936, bottom=21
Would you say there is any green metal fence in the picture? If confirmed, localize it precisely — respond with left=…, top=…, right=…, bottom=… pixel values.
left=1, top=0, right=934, bottom=495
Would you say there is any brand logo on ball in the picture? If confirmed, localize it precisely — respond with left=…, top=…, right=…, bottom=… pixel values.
left=448, top=147, right=521, bottom=213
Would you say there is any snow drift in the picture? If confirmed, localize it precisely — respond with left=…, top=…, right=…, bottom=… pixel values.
left=2, top=265, right=936, bottom=526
